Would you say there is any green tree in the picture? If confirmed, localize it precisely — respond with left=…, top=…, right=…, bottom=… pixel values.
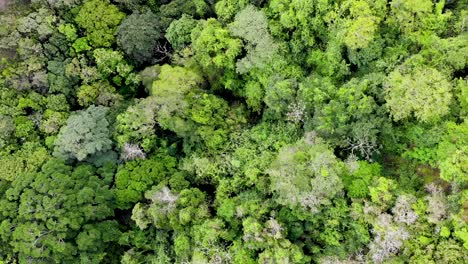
left=229, top=5, right=278, bottom=74
left=436, top=121, right=468, bottom=184
left=166, top=15, right=198, bottom=51
left=114, top=97, right=160, bottom=151
left=385, top=65, right=452, bottom=123
left=191, top=18, right=243, bottom=91
left=0, top=159, right=118, bottom=263
left=54, top=106, right=113, bottom=161
left=75, top=0, right=125, bottom=47
left=77, top=81, right=122, bottom=107
left=115, top=151, right=177, bottom=209
left=308, top=77, right=385, bottom=158
left=117, top=11, right=163, bottom=65
left=268, top=135, right=344, bottom=213
left=0, top=142, right=49, bottom=181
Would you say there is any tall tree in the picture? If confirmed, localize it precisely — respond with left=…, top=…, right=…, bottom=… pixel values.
left=75, top=0, right=125, bottom=47
left=53, top=106, right=113, bottom=161
left=117, top=11, right=163, bottom=65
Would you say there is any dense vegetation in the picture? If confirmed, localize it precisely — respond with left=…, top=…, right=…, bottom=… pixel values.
left=0, top=0, right=467, bottom=263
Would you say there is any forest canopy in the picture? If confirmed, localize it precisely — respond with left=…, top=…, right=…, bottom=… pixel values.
left=0, top=0, right=467, bottom=263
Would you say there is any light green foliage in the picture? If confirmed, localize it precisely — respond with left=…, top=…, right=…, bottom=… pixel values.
left=436, top=121, right=468, bottom=184
left=385, top=66, right=452, bottom=123
left=14, top=116, right=36, bottom=139
left=388, top=0, right=451, bottom=38
left=93, top=48, right=140, bottom=88
left=344, top=161, right=381, bottom=199
left=150, top=65, right=203, bottom=135
left=225, top=121, right=301, bottom=191
left=115, top=97, right=159, bottom=150
left=191, top=18, right=243, bottom=90
left=115, top=151, right=177, bottom=209
left=268, top=136, right=344, bottom=213
left=344, top=0, right=382, bottom=50
left=151, top=65, right=245, bottom=151
left=117, top=11, right=162, bottom=64
left=215, top=0, right=250, bottom=22
left=166, top=15, right=198, bottom=50
left=58, top=23, right=77, bottom=42
left=0, top=0, right=466, bottom=262
left=266, top=0, right=329, bottom=52
left=369, top=177, right=397, bottom=210
left=0, top=159, right=118, bottom=263
left=229, top=5, right=278, bottom=74
left=40, top=110, right=69, bottom=135
left=54, top=106, right=113, bottom=161
left=0, top=142, right=49, bottom=181
left=72, top=37, right=91, bottom=53
left=133, top=186, right=210, bottom=232
left=191, top=18, right=243, bottom=66
left=77, top=81, right=122, bottom=107
left=75, top=0, right=125, bottom=47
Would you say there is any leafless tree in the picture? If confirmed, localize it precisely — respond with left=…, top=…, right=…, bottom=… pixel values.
left=120, top=143, right=146, bottom=161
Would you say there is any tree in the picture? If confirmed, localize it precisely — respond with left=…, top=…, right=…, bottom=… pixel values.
left=158, top=0, right=210, bottom=29
left=191, top=18, right=243, bottom=91
left=268, top=135, right=344, bottom=213
left=150, top=64, right=246, bottom=151
left=165, top=15, right=198, bottom=50
left=228, top=5, right=278, bottom=74
left=309, top=77, right=385, bottom=158
left=436, top=121, right=468, bottom=184
left=93, top=48, right=140, bottom=88
left=53, top=106, right=113, bottom=161
left=0, top=159, right=119, bottom=263
left=385, top=65, right=452, bottom=123
left=0, top=115, right=15, bottom=149
left=75, top=0, right=125, bottom=47
left=114, top=97, right=160, bottom=151
left=77, top=81, right=122, bottom=107
left=115, top=151, right=177, bottom=209
left=0, top=142, right=49, bottom=181
left=215, top=0, right=250, bottom=22
left=117, top=11, right=163, bottom=65
left=343, top=0, right=382, bottom=50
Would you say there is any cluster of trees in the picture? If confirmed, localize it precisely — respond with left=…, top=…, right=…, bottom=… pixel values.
left=0, top=0, right=466, bottom=263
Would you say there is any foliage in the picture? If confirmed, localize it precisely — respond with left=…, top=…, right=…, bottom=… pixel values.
left=0, top=159, right=118, bottom=263
left=268, top=135, right=344, bottom=213
left=191, top=18, right=243, bottom=91
left=115, top=151, right=177, bottom=209
left=0, top=0, right=466, bottom=262
left=166, top=15, right=198, bottom=51
left=53, top=105, right=113, bottom=161
left=75, top=0, right=125, bottom=47
left=385, top=65, right=453, bottom=123
left=229, top=5, right=278, bottom=74
left=117, top=11, right=162, bottom=65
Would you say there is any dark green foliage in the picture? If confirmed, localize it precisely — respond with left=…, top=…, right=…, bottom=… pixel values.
left=117, top=11, right=163, bottom=65
left=0, top=159, right=118, bottom=263
left=115, top=151, right=177, bottom=209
